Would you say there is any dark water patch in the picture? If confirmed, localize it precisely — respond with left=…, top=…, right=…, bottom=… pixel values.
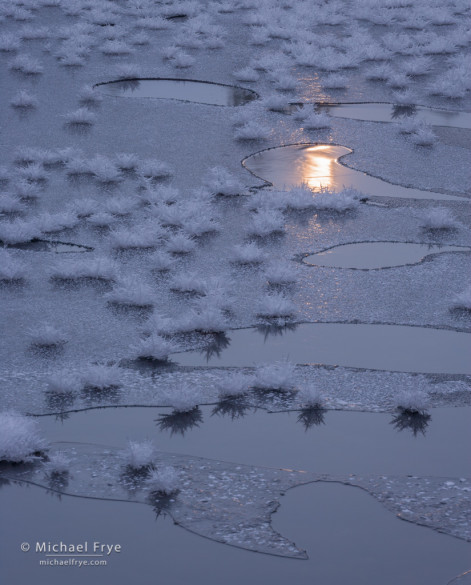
left=317, top=102, right=471, bottom=130
left=95, top=78, right=258, bottom=106
left=2, top=469, right=469, bottom=585
left=173, top=324, right=471, bottom=374
left=302, top=242, right=470, bottom=269
left=1, top=476, right=469, bottom=585
left=243, top=144, right=467, bottom=202
left=9, top=239, right=92, bottom=253
left=36, top=405, right=471, bottom=487
left=273, top=482, right=471, bottom=585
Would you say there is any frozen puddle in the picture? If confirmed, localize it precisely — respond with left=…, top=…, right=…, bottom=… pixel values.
left=317, top=102, right=471, bottom=130
left=242, top=144, right=466, bottom=202
left=95, top=79, right=258, bottom=106
left=303, top=242, right=470, bottom=269
left=174, top=324, right=471, bottom=374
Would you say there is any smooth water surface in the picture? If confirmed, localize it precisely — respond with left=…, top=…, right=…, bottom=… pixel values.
left=243, top=144, right=466, bottom=202
left=38, top=406, right=471, bottom=478
left=173, top=323, right=471, bottom=374
left=95, top=79, right=258, bottom=106
left=4, top=405, right=470, bottom=585
left=318, top=102, right=471, bottom=130
left=273, top=482, right=471, bottom=585
left=303, top=242, right=470, bottom=269
left=1, top=481, right=469, bottom=585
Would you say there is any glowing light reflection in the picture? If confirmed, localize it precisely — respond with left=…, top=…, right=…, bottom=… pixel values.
left=299, top=145, right=336, bottom=191
left=243, top=144, right=465, bottom=202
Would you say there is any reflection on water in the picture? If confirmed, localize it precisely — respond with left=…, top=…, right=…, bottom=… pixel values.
left=390, top=411, right=432, bottom=437
left=297, top=407, right=326, bottom=429
left=211, top=397, right=253, bottom=420
left=2, top=480, right=470, bottom=585
left=243, top=144, right=466, bottom=201
left=200, top=332, right=231, bottom=362
left=255, top=322, right=299, bottom=340
left=37, top=406, right=471, bottom=477
left=303, top=242, right=470, bottom=269
left=246, top=144, right=343, bottom=192
left=174, top=323, right=471, bottom=375
left=318, top=102, right=471, bottom=130
left=47, top=470, right=70, bottom=492
left=156, top=407, right=203, bottom=436
left=95, top=79, right=258, bottom=106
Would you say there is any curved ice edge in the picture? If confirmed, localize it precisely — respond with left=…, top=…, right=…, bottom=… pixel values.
left=312, top=101, right=471, bottom=130
left=300, top=241, right=471, bottom=271
left=242, top=142, right=469, bottom=202
left=1, top=445, right=469, bottom=555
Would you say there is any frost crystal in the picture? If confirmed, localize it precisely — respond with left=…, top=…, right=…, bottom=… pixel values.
left=146, top=466, right=179, bottom=496
left=123, top=440, right=155, bottom=470
left=0, top=412, right=48, bottom=463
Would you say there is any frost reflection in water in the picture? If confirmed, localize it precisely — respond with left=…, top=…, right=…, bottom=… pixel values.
left=1, top=443, right=469, bottom=557
left=390, top=411, right=432, bottom=437
left=211, top=397, right=253, bottom=420
left=174, top=323, right=471, bottom=375
left=2, top=480, right=470, bottom=585
left=0, top=443, right=310, bottom=558
left=297, top=407, right=326, bottom=430
left=243, top=144, right=466, bottom=201
left=317, top=102, right=471, bottom=130
left=95, top=79, right=258, bottom=107
left=156, top=407, right=203, bottom=436
left=303, top=242, right=470, bottom=269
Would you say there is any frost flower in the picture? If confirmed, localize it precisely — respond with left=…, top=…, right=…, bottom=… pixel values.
left=0, top=412, right=48, bottom=463
left=146, top=466, right=179, bottom=496
left=130, top=334, right=176, bottom=361
left=395, top=390, right=430, bottom=415
left=123, top=440, right=155, bottom=470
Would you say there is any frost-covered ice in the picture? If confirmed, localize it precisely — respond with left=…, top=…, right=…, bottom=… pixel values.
left=1, top=365, right=469, bottom=416
left=0, top=444, right=469, bottom=555
left=0, top=0, right=470, bottom=572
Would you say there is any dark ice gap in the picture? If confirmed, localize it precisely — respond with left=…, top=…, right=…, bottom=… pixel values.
left=95, top=79, right=258, bottom=106
left=303, top=242, right=470, bottom=269
left=317, top=102, right=471, bottom=130
left=173, top=323, right=471, bottom=374
left=243, top=144, right=466, bottom=201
